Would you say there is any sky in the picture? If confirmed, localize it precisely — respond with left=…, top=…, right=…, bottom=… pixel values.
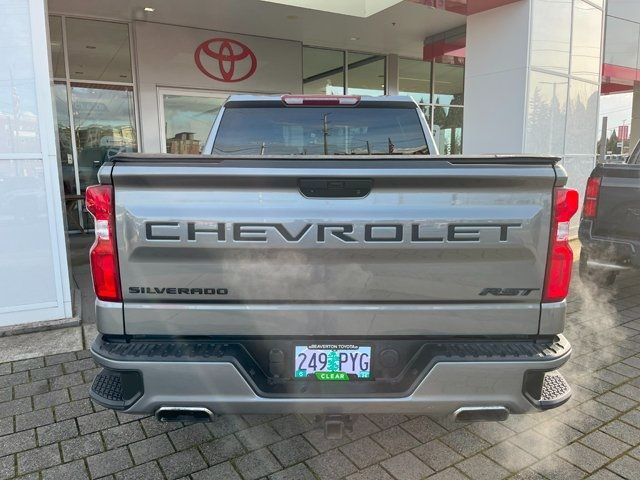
left=598, top=91, right=634, bottom=139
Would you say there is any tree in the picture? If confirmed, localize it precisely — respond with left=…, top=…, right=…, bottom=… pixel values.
left=327, top=351, right=340, bottom=372
left=607, top=130, right=619, bottom=154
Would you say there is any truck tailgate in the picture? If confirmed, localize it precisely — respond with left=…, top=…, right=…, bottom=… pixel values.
left=593, top=164, right=640, bottom=240
left=110, top=157, right=557, bottom=336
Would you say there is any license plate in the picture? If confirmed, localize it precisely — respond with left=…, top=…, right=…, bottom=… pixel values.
left=294, top=344, right=372, bottom=380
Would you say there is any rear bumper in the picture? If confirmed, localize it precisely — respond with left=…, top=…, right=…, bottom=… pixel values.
left=90, top=335, right=572, bottom=416
left=579, top=219, right=640, bottom=269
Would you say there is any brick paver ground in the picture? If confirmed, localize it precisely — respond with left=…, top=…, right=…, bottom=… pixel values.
left=2, top=270, right=640, bottom=480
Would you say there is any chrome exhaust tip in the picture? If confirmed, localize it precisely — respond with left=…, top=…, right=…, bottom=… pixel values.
left=454, top=406, right=509, bottom=422
left=586, top=259, right=630, bottom=271
left=155, top=407, right=214, bottom=423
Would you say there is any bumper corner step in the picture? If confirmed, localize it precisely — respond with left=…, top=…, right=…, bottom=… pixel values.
left=90, top=368, right=144, bottom=410
left=526, top=371, right=571, bottom=410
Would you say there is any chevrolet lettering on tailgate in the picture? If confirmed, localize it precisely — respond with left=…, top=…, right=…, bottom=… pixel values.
left=144, top=221, right=523, bottom=243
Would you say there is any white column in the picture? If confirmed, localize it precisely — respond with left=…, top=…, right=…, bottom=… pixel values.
left=462, top=1, right=532, bottom=154
left=386, top=54, right=400, bottom=95
left=0, top=0, right=72, bottom=327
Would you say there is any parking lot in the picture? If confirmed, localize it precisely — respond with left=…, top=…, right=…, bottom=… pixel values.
left=1, top=269, right=640, bottom=480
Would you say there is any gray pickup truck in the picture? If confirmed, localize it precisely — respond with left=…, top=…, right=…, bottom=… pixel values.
left=87, top=95, right=579, bottom=436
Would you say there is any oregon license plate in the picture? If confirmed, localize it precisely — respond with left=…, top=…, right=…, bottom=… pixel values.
left=294, top=344, right=372, bottom=380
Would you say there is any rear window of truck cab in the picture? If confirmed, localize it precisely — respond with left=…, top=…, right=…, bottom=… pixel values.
left=211, top=106, right=429, bottom=155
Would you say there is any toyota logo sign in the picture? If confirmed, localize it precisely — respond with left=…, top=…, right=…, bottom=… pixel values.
left=194, top=38, right=257, bottom=83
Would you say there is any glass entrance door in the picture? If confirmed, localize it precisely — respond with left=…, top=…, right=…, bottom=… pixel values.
left=49, top=15, right=137, bottom=232
left=72, top=85, right=136, bottom=186
left=71, top=84, right=137, bottom=228
left=159, top=89, right=228, bottom=154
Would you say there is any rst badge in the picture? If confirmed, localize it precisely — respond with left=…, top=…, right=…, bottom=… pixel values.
left=479, top=288, right=540, bottom=297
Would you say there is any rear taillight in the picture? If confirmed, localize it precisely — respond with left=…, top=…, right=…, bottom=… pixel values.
left=281, top=95, right=360, bottom=106
left=543, top=187, right=579, bottom=303
left=85, top=185, right=121, bottom=302
left=582, top=176, right=601, bottom=219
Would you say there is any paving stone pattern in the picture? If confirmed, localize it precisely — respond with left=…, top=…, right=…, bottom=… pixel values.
left=1, top=271, right=640, bottom=479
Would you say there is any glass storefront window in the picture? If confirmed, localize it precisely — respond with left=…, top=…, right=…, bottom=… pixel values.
left=162, top=93, right=226, bottom=153
left=565, top=79, right=599, bottom=154
left=399, top=58, right=431, bottom=105
left=432, top=105, right=463, bottom=154
left=303, top=47, right=345, bottom=95
left=1, top=5, right=39, bottom=155
left=432, top=62, right=464, bottom=106
left=71, top=84, right=136, bottom=196
left=65, top=18, right=132, bottom=82
left=399, top=55, right=464, bottom=153
left=604, top=17, right=640, bottom=70
left=303, top=48, right=386, bottom=96
left=571, top=0, right=602, bottom=83
left=608, top=1, right=640, bottom=23
left=347, top=52, right=385, bottom=96
left=49, top=16, right=66, bottom=78
left=530, top=0, right=571, bottom=74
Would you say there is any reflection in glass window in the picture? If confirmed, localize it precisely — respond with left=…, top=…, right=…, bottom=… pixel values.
left=604, top=17, right=640, bottom=70
left=163, top=95, right=225, bottom=153
left=530, top=0, right=571, bottom=74
left=71, top=84, right=136, bottom=193
left=303, top=47, right=344, bottom=94
left=53, top=83, right=75, bottom=195
left=399, top=58, right=431, bottom=105
left=432, top=105, right=463, bottom=154
left=571, top=0, right=603, bottom=83
left=629, top=141, right=640, bottom=164
left=0, top=5, right=39, bottom=155
left=526, top=72, right=568, bottom=154
left=421, top=105, right=431, bottom=126
left=566, top=79, right=599, bottom=154
left=49, top=16, right=66, bottom=78
left=66, top=18, right=132, bottom=82
left=433, top=62, right=464, bottom=106
left=347, top=52, right=386, bottom=96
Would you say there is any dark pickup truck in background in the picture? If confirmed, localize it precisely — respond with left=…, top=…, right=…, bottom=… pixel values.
left=579, top=142, right=640, bottom=286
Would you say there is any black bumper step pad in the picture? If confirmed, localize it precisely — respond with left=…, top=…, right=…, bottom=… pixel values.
left=93, top=370, right=124, bottom=402
left=90, top=369, right=144, bottom=410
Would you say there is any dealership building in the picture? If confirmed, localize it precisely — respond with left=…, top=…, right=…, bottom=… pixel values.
left=0, top=0, right=638, bottom=329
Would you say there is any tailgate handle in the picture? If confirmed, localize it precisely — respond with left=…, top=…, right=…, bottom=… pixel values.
left=298, top=178, right=372, bottom=198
